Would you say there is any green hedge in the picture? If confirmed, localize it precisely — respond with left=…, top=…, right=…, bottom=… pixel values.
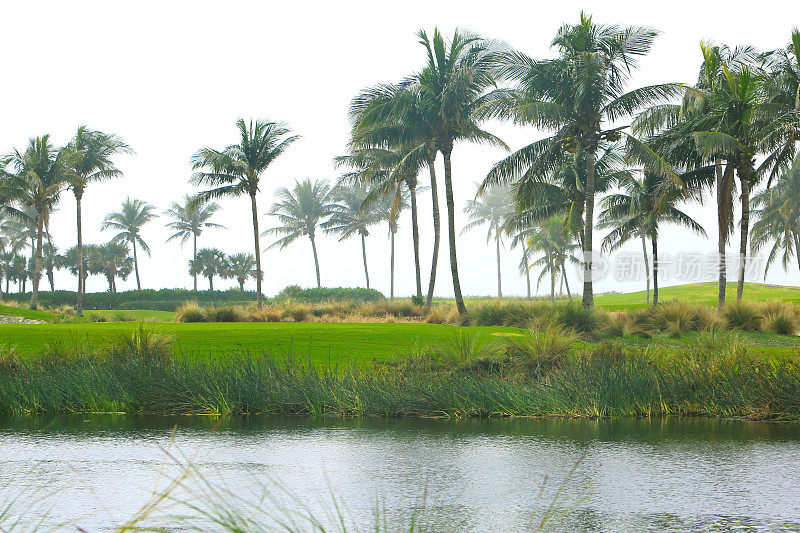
left=2, top=289, right=257, bottom=311
left=275, top=285, right=384, bottom=303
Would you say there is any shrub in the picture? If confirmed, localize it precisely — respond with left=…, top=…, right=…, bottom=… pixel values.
left=283, top=304, right=310, bottom=322
left=275, top=285, right=384, bottom=303
left=423, top=309, right=448, bottom=324
left=601, top=313, right=627, bottom=338
left=722, top=302, right=763, bottom=331
left=86, top=313, right=108, bottom=323
left=204, top=306, right=245, bottom=323
left=554, top=302, right=603, bottom=338
left=471, top=304, right=508, bottom=326
left=410, top=295, right=425, bottom=306
left=175, top=302, right=206, bottom=323
left=504, top=324, right=577, bottom=375
left=0, top=344, right=21, bottom=373
left=111, top=311, right=136, bottom=322
left=765, top=311, right=798, bottom=335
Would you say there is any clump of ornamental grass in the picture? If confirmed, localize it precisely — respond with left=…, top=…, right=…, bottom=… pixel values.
left=760, top=302, right=799, bottom=335
left=0, top=344, right=21, bottom=374
left=204, top=305, right=246, bottom=323
left=175, top=302, right=206, bottom=323
left=282, top=303, right=311, bottom=322
left=86, top=312, right=108, bottom=322
left=722, top=301, right=763, bottom=331
left=110, top=311, right=136, bottom=322
left=503, top=324, right=578, bottom=376
left=601, top=312, right=627, bottom=338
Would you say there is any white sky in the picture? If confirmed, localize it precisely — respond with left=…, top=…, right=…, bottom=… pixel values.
left=2, top=0, right=799, bottom=297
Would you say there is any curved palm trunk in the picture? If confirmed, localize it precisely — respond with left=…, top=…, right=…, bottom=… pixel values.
left=641, top=233, right=650, bottom=303
left=581, top=149, right=596, bottom=309
left=561, top=262, right=572, bottom=300
left=361, top=233, right=370, bottom=289
left=29, top=215, right=44, bottom=310
left=47, top=270, right=55, bottom=293
left=441, top=149, right=466, bottom=315
left=794, top=233, right=800, bottom=272
left=250, top=192, right=263, bottom=308
left=409, top=183, right=422, bottom=299
left=522, top=242, right=531, bottom=300
left=309, top=234, right=321, bottom=288
left=550, top=257, right=555, bottom=303
left=652, top=237, right=659, bottom=307
left=495, top=231, right=502, bottom=299
left=390, top=229, right=395, bottom=300
left=75, top=190, right=85, bottom=316
left=132, top=239, right=142, bottom=290
left=425, top=156, right=440, bottom=310
left=192, top=232, right=198, bottom=291
left=736, top=167, right=752, bottom=302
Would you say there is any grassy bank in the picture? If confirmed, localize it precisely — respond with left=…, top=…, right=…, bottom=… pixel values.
left=594, top=282, right=800, bottom=309
left=2, top=326, right=800, bottom=420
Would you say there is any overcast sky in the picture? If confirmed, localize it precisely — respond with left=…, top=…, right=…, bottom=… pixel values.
left=2, top=0, right=799, bottom=297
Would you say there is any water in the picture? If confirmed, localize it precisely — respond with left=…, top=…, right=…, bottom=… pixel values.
left=1, top=416, right=799, bottom=531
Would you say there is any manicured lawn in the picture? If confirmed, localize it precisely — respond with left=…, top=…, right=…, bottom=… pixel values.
left=594, top=282, right=800, bottom=310
left=0, top=305, right=58, bottom=322
left=0, top=322, right=515, bottom=366
left=85, top=309, right=176, bottom=321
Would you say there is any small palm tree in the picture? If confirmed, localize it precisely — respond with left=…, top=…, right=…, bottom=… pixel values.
left=191, top=119, right=300, bottom=307
left=462, top=184, right=514, bottom=298
left=751, top=156, right=800, bottom=276
left=68, top=126, right=131, bottom=314
left=264, top=179, right=335, bottom=288
left=525, top=217, right=580, bottom=302
left=1, top=135, right=75, bottom=309
left=41, top=242, right=59, bottom=292
left=324, top=184, right=384, bottom=289
left=225, top=252, right=257, bottom=291
left=88, top=241, right=133, bottom=293
left=164, top=195, right=224, bottom=290
left=189, top=248, right=227, bottom=291
left=102, top=198, right=157, bottom=290
left=60, top=244, right=97, bottom=293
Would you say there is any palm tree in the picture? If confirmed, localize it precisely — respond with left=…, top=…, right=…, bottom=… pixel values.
left=525, top=216, right=579, bottom=302
left=225, top=252, right=257, bottom=291
left=102, top=198, right=157, bottom=290
left=373, top=186, right=409, bottom=300
left=751, top=156, right=800, bottom=276
left=324, top=184, right=384, bottom=289
left=189, top=248, right=227, bottom=291
left=1, top=135, right=75, bottom=309
left=68, top=126, right=131, bottom=315
left=264, top=179, right=334, bottom=288
left=481, top=13, right=682, bottom=308
left=598, top=172, right=706, bottom=306
left=191, top=119, right=300, bottom=307
left=334, top=145, right=425, bottom=300
left=462, top=184, right=513, bottom=298
left=42, top=242, right=59, bottom=292
left=8, top=255, right=27, bottom=293
left=89, top=241, right=133, bottom=293
left=60, top=244, right=96, bottom=293
left=164, top=195, right=224, bottom=290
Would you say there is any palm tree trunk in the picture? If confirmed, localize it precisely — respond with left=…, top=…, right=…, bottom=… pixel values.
left=48, top=270, right=55, bottom=293
left=641, top=233, right=650, bottom=303
left=795, top=233, right=800, bottom=273
left=716, top=159, right=727, bottom=311
left=208, top=275, right=214, bottom=291
left=550, top=257, right=555, bottom=303
left=239, top=279, right=245, bottom=291
left=29, top=216, right=44, bottom=310
left=581, top=148, right=596, bottom=309
left=361, top=233, right=370, bottom=289
left=75, top=190, right=85, bottom=317
left=495, top=231, right=502, bottom=299
left=390, top=229, right=395, bottom=300
left=192, top=232, right=198, bottom=291
left=106, top=275, right=114, bottom=293
left=132, top=239, right=142, bottom=290
left=441, top=148, right=466, bottom=315
left=522, top=242, right=531, bottom=300
left=309, top=234, right=321, bottom=288
left=250, top=191, right=263, bottom=308
left=652, top=237, right=659, bottom=307
left=561, top=262, right=572, bottom=299
left=737, top=167, right=752, bottom=302
left=409, top=182, right=422, bottom=299
left=425, top=155, right=440, bottom=310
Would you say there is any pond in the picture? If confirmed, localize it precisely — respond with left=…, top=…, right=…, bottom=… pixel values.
left=1, top=416, right=799, bottom=531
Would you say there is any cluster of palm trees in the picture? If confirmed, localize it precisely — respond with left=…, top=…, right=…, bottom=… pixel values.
left=3, top=14, right=800, bottom=314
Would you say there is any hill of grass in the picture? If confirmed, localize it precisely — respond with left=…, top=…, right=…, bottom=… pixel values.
left=0, top=305, right=59, bottom=322
left=594, top=282, right=800, bottom=310
left=0, top=322, right=514, bottom=366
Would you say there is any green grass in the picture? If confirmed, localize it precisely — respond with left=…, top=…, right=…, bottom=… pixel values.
left=0, top=322, right=515, bottom=366
left=594, top=282, right=800, bottom=309
left=0, top=304, right=58, bottom=322
left=86, top=309, right=176, bottom=321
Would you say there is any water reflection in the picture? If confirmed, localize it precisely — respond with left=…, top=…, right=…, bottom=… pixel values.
left=0, top=416, right=799, bottom=531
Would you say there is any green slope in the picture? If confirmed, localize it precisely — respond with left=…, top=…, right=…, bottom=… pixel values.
left=594, top=282, right=800, bottom=309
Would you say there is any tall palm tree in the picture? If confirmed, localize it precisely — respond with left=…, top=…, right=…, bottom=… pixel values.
left=191, top=118, right=300, bottom=307
left=598, top=172, right=706, bottom=306
left=462, top=184, right=513, bottom=298
left=750, top=156, right=800, bottom=276
left=189, top=248, right=227, bottom=291
left=68, top=126, right=131, bottom=315
left=89, top=241, right=134, bottom=293
left=373, top=186, right=409, bottom=300
left=334, top=145, right=425, bottom=300
left=264, top=179, right=334, bottom=288
left=102, top=197, right=157, bottom=290
left=1, top=135, right=75, bottom=309
left=481, top=12, right=682, bottom=308
left=164, top=195, right=224, bottom=290
left=225, top=252, right=257, bottom=291
left=324, top=184, right=384, bottom=289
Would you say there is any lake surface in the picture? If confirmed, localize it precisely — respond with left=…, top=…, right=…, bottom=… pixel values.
left=1, top=416, right=799, bottom=531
